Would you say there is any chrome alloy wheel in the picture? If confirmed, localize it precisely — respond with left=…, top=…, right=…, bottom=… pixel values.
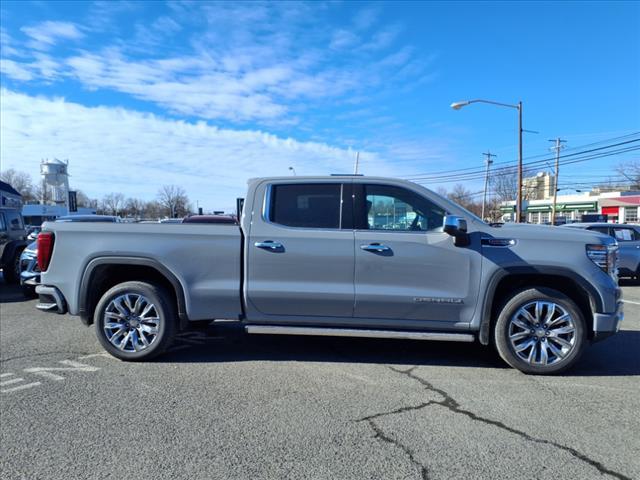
left=103, top=294, right=160, bottom=352
left=508, top=301, right=576, bottom=366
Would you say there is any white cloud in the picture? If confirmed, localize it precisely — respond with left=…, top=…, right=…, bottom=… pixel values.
left=353, top=7, right=381, bottom=31
left=1, top=89, right=416, bottom=211
left=20, top=21, right=85, bottom=50
left=2, top=4, right=433, bottom=126
left=0, top=58, right=33, bottom=81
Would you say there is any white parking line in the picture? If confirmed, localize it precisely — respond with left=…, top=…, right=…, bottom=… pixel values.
left=622, top=299, right=640, bottom=306
left=0, top=378, right=25, bottom=386
left=2, top=382, right=41, bottom=393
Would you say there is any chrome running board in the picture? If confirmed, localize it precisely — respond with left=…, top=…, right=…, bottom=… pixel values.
left=245, top=325, right=475, bottom=342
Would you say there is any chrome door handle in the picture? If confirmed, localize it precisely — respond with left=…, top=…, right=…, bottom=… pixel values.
left=360, top=243, right=391, bottom=252
left=254, top=240, right=283, bottom=250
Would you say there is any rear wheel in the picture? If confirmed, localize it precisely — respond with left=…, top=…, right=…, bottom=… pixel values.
left=3, top=249, right=23, bottom=284
left=94, top=281, right=176, bottom=361
left=494, top=288, right=587, bottom=374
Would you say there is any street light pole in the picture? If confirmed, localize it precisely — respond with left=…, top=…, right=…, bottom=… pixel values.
left=451, top=98, right=524, bottom=222
left=517, top=101, right=523, bottom=223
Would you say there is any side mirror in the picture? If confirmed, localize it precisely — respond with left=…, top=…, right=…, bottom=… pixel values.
left=443, top=215, right=470, bottom=247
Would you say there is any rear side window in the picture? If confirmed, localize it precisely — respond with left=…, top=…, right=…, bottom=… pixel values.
left=269, top=184, right=342, bottom=229
left=5, top=211, right=24, bottom=230
left=612, top=227, right=639, bottom=242
left=0, top=213, right=6, bottom=231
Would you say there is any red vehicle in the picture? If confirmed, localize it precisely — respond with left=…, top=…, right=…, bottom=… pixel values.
left=182, top=215, right=237, bottom=225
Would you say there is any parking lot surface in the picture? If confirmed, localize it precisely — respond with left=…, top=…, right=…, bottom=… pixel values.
left=1, top=279, right=639, bottom=480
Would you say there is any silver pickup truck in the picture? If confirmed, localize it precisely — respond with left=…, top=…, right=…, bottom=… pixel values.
left=35, top=176, right=623, bottom=374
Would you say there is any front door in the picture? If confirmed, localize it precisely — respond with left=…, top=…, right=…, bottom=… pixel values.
left=611, top=225, right=640, bottom=276
left=353, top=183, right=481, bottom=325
left=246, top=181, right=355, bottom=319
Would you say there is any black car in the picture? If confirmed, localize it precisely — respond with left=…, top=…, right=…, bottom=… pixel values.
left=0, top=181, right=28, bottom=284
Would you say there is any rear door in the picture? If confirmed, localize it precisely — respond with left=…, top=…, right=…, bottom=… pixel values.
left=246, top=181, right=355, bottom=318
left=352, top=182, right=481, bottom=325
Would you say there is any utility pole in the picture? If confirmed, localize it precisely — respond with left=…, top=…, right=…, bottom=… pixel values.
left=353, top=151, right=360, bottom=175
left=482, top=151, right=497, bottom=221
left=549, top=137, right=566, bottom=224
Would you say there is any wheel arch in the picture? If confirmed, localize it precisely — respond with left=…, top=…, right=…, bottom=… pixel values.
left=1, top=239, right=28, bottom=266
left=78, top=256, right=188, bottom=329
left=478, top=267, right=601, bottom=345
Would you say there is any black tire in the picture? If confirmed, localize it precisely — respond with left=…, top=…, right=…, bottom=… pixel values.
left=22, top=284, right=37, bottom=299
left=494, top=287, right=587, bottom=375
left=188, top=320, right=212, bottom=330
left=3, top=250, right=22, bottom=284
left=94, top=281, right=177, bottom=361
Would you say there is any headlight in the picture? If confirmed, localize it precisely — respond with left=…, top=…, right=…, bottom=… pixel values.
left=586, top=244, right=618, bottom=277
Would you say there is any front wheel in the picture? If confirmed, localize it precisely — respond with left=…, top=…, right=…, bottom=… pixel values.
left=94, top=281, right=176, bottom=361
left=494, top=288, right=587, bottom=374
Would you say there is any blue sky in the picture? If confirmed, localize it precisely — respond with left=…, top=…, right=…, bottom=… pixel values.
left=1, top=1, right=639, bottom=210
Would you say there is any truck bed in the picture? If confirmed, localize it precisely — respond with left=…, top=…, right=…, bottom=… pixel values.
left=42, top=222, right=242, bottom=320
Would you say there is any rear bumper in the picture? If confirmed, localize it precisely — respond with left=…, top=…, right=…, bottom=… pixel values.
left=35, top=285, right=67, bottom=314
left=592, top=301, right=624, bottom=342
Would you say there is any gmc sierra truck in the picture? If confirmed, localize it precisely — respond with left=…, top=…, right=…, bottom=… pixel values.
left=35, top=176, right=623, bottom=374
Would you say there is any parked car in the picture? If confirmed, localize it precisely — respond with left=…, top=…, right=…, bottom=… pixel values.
left=182, top=214, right=237, bottom=224
left=563, top=223, right=640, bottom=280
left=34, top=176, right=622, bottom=374
left=26, top=226, right=41, bottom=240
left=20, top=215, right=120, bottom=297
left=0, top=181, right=28, bottom=284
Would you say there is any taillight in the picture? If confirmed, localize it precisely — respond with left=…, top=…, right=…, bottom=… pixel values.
left=37, top=232, right=55, bottom=272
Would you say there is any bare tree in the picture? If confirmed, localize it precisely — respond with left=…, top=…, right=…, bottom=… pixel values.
left=489, top=167, right=537, bottom=203
left=125, top=197, right=146, bottom=218
left=0, top=168, right=38, bottom=203
left=144, top=200, right=163, bottom=220
left=157, top=185, right=190, bottom=218
left=616, top=160, right=640, bottom=189
left=102, top=193, right=125, bottom=216
left=445, top=184, right=483, bottom=217
left=73, top=189, right=95, bottom=209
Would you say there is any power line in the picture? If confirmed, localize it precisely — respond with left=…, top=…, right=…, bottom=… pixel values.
left=402, top=132, right=640, bottom=180
left=408, top=143, right=639, bottom=184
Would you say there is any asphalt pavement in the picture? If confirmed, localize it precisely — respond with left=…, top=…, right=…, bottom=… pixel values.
left=1, top=279, right=638, bottom=480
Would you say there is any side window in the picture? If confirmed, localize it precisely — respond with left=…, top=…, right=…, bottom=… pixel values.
left=0, top=213, right=6, bottom=231
left=612, top=227, right=634, bottom=242
left=360, top=184, right=446, bottom=232
left=5, top=211, right=24, bottom=231
left=589, top=227, right=610, bottom=236
left=269, top=183, right=342, bottom=229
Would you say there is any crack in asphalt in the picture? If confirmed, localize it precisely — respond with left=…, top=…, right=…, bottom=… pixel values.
left=382, top=365, right=632, bottom=480
left=360, top=414, right=430, bottom=480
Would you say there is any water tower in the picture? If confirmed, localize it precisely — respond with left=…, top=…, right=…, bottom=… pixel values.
left=40, top=158, right=70, bottom=207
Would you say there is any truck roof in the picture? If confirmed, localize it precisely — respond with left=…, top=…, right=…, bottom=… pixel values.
left=247, top=175, right=411, bottom=183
